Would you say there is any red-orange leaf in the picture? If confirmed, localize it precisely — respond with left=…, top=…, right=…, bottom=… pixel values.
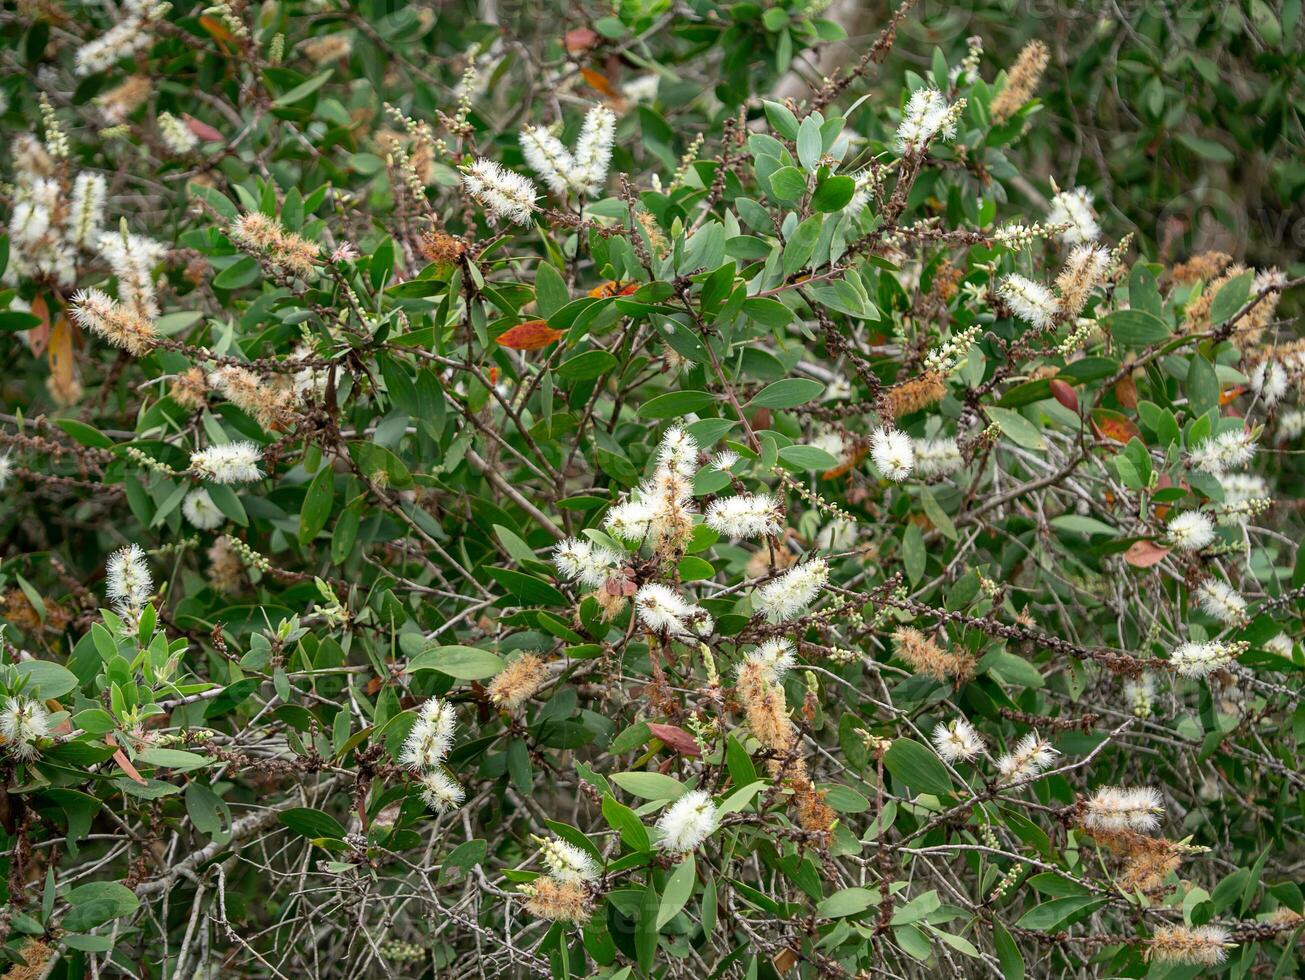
left=580, top=67, right=619, bottom=99
left=496, top=320, right=564, bottom=350
left=822, top=444, right=868, bottom=480
left=1090, top=410, right=1141, bottom=445
left=1049, top=379, right=1079, bottom=413
left=183, top=114, right=224, bottom=142
left=1124, top=539, right=1171, bottom=568
left=106, top=736, right=147, bottom=784
left=647, top=723, right=701, bottom=757
left=564, top=27, right=598, bottom=55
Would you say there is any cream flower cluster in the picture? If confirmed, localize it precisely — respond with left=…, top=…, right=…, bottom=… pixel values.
left=754, top=559, right=828, bottom=621
left=190, top=442, right=264, bottom=484
left=896, top=88, right=962, bottom=154
left=400, top=698, right=464, bottom=813
left=520, top=105, right=616, bottom=199
left=553, top=537, right=623, bottom=589
left=870, top=427, right=914, bottom=481
left=996, top=733, right=1058, bottom=784
left=5, top=137, right=111, bottom=289
left=106, top=542, right=152, bottom=624
left=1046, top=185, right=1100, bottom=244
left=634, top=583, right=713, bottom=639
left=461, top=158, right=539, bottom=225
left=1082, top=786, right=1164, bottom=831
left=655, top=790, right=719, bottom=854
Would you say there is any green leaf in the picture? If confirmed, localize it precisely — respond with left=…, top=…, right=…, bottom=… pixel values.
left=883, top=738, right=954, bottom=796
left=778, top=444, right=840, bottom=470
left=272, top=69, right=334, bottom=107
left=1014, top=896, right=1106, bottom=930
left=1186, top=355, right=1220, bottom=416
left=15, top=660, right=78, bottom=699
left=63, top=882, right=139, bottom=931
left=763, top=101, right=799, bottom=140
left=986, top=406, right=1046, bottom=450
left=748, top=377, right=825, bottom=409
left=811, top=175, right=855, bottom=212
left=994, top=922, right=1024, bottom=980
left=657, top=855, right=696, bottom=927
left=278, top=807, right=346, bottom=840
left=602, top=793, right=651, bottom=851
left=769, top=166, right=807, bottom=203
left=816, top=886, right=878, bottom=918
left=1104, top=309, right=1170, bottom=346
left=535, top=262, right=570, bottom=318
left=782, top=215, right=823, bottom=275
left=1209, top=270, right=1254, bottom=324
left=610, top=771, right=688, bottom=800
left=485, top=567, right=567, bottom=605
left=797, top=114, right=823, bottom=170
left=298, top=465, right=335, bottom=545
left=407, top=645, right=505, bottom=679
left=637, top=390, right=715, bottom=419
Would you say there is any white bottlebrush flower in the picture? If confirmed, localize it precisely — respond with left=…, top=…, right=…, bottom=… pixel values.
left=754, top=559, right=828, bottom=621
left=182, top=488, right=225, bottom=530
left=74, top=0, right=161, bottom=76
left=1123, top=673, right=1155, bottom=718
left=553, top=537, right=623, bottom=589
left=1169, top=640, right=1241, bottom=678
left=1046, top=185, right=1100, bottom=244
left=1166, top=511, right=1215, bottom=552
left=870, top=427, right=914, bottom=481
left=1280, top=409, right=1305, bottom=441
left=1213, top=472, right=1271, bottom=526
left=158, top=111, right=198, bottom=154
left=1196, top=579, right=1248, bottom=626
left=710, top=450, right=740, bottom=471
left=1264, top=632, right=1293, bottom=657
left=846, top=170, right=878, bottom=218
left=0, top=697, right=50, bottom=760
left=400, top=697, right=458, bottom=771
left=999, top=274, right=1060, bottom=329
left=461, top=158, right=538, bottom=225
left=1082, top=786, right=1164, bottom=832
left=1148, top=924, right=1233, bottom=966
left=741, top=639, right=796, bottom=683
left=190, top=442, right=264, bottom=484
left=571, top=104, right=616, bottom=196
left=66, top=172, right=107, bottom=249
left=1249, top=360, right=1289, bottom=407
left=633, top=583, right=694, bottom=635
left=519, top=125, right=576, bottom=197
left=1187, top=429, right=1256, bottom=475
left=656, top=425, right=699, bottom=479
left=932, top=718, right=983, bottom=763
left=106, top=542, right=152, bottom=612
left=97, top=229, right=165, bottom=318
left=896, top=88, right=957, bottom=153
left=0, top=452, right=13, bottom=491
left=911, top=436, right=963, bottom=478
left=704, top=493, right=782, bottom=539
left=655, top=789, right=718, bottom=853
left=996, top=733, right=1058, bottom=784
left=539, top=837, right=600, bottom=884
left=418, top=768, right=465, bottom=813
left=604, top=497, right=661, bottom=543
left=810, top=428, right=847, bottom=462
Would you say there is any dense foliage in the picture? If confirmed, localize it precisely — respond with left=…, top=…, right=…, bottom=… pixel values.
left=1, top=1, right=1303, bottom=977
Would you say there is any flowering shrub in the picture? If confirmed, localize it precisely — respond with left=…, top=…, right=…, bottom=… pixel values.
left=1, top=1, right=1303, bottom=977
